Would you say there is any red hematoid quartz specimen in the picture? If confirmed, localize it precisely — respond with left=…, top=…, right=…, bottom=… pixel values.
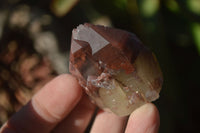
left=69, top=23, right=163, bottom=116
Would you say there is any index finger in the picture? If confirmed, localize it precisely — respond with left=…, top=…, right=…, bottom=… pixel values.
left=125, top=103, right=160, bottom=133
left=0, top=74, right=82, bottom=133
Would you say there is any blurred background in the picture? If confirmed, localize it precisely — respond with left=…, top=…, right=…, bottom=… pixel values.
left=0, top=0, right=199, bottom=132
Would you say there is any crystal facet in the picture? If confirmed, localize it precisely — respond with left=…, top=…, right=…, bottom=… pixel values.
left=69, top=23, right=163, bottom=116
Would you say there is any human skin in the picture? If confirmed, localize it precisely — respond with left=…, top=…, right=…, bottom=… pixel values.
left=0, top=74, right=160, bottom=133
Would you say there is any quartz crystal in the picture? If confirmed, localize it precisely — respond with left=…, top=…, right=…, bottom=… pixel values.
left=69, top=23, right=163, bottom=116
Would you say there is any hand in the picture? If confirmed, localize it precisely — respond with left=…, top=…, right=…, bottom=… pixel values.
left=0, top=74, right=160, bottom=133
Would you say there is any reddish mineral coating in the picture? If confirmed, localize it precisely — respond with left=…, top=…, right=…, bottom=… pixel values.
left=69, top=23, right=163, bottom=116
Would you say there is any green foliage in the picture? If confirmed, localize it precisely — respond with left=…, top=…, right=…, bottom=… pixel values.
left=192, top=22, right=200, bottom=54
left=51, top=0, right=79, bottom=17
left=165, top=0, right=180, bottom=13
left=187, top=0, right=200, bottom=15
left=139, top=0, right=160, bottom=17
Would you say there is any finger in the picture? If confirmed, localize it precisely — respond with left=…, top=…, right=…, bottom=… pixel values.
left=90, top=110, right=127, bottom=133
left=52, top=94, right=96, bottom=133
left=32, top=74, right=83, bottom=123
left=125, top=103, right=160, bottom=133
left=0, top=74, right=82, bottom=133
